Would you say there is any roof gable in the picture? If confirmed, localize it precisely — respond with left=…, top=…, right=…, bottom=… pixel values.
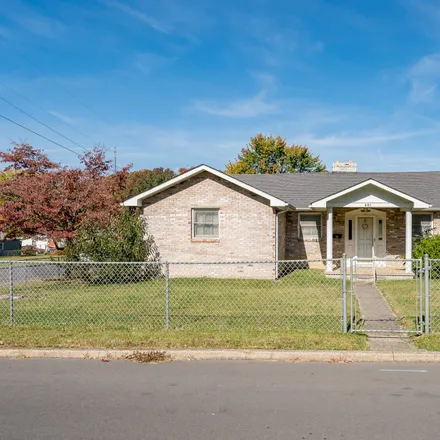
left=122, top=165, right=290, bottom=208
left=310, top=179, right=431, bottom=209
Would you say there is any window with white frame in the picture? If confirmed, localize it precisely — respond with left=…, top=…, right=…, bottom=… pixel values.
left=412, top=213, right=433, bottom=240
left=298, top=213, right=322, bottom=239
left=192, top=209, right=219, bottom=238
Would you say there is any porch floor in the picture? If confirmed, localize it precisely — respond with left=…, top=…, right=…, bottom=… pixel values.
left=326, top=266, right=415, bottom=280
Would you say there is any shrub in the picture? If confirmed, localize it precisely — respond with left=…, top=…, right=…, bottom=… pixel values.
left=63, top=209, right=161, bottom=283
left=413, top=234, right=440, bottom=259
left=21, top=245, right=36, bottom=256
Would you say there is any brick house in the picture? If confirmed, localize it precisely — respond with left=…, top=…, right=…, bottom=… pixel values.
left=123, top=162, right=440, bottom=276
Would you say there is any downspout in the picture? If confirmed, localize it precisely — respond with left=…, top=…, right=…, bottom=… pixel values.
left=275, top=208, right=290, bottom=279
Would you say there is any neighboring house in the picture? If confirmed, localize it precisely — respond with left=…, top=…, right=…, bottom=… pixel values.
left=21, top=237, right=55, bottom=253
left=123, top=161, right=439, bottom=277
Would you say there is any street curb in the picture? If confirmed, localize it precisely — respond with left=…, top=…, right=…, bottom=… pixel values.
left=1, top=348, right=440, bottom=362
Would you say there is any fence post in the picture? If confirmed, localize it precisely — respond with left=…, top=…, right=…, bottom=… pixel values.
left=9, top=261, right=14, bottom=326
left=350, top=257, right=354, bottom=331
left=165, top=262, right=170, bottom=330
left=425, top=254, right=430, bottom=335
left=342, top=254, right=347, bottom=333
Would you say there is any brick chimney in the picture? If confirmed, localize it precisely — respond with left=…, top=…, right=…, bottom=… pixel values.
left=332, top=160, right=357, bottom=173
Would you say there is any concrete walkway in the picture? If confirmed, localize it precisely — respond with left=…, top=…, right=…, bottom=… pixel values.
left=355, top=283, right=416, bottom=351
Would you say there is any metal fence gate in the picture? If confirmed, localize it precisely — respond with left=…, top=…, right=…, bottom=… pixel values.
left=349, top=258, right=424, bottom=334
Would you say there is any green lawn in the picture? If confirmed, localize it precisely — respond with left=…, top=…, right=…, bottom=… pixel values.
left=0, top=269, right=347, bottom=333
left=375, top=278, right=423, bottom=332
left=376, top=277, right=440, bottom=334
left=0, top=327, right=368, bottom=351
left=428, top=279, right=440, bottom=334
left=413, top=334, right=440, bottom=351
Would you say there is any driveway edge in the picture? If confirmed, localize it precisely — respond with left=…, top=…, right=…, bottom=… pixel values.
left=1, top=348, right=440, bottom=362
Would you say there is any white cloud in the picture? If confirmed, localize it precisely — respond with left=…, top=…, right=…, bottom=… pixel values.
left=408, top=53, right=440, bottom=102
left=194, top=91, right=279, bottom=118
left=47, top=111, right=82, bottom=126
left=101, top=0, right=170, bottom=34
left=231, top=12, right=323, bottom=68
left=306, top=129, right=435, bottom=147
left=410, top=53, right=440, bottom=76
left=13, top=14, right=67, bottom=39
left=250, top=72, right=278, bottom=90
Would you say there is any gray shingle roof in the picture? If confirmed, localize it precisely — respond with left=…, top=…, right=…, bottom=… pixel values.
left=231, top=172, right=440, bottom=208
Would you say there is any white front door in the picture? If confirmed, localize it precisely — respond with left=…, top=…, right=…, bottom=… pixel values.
left=357, top=217, right=373, bottom=258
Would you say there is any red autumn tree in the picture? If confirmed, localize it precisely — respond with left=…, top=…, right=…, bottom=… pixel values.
left=0, top=143, right=130, bottom=248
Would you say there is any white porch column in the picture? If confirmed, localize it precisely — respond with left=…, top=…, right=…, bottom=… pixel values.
left=405, top=208, right=412, bottom=273
left=326, top=207, right=333, bottom=272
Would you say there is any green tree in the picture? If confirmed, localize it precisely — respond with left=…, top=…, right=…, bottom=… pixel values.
left=225, top=134, right=326, bottom=174
left=124, top=168, right=175, bottom=199
left=64, top=209, right=160, bottom=283
left=64, top=209, right=157, bottom=262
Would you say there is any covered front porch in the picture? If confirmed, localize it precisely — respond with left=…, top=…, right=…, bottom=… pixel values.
left=309, top=179, right=432, bottom=274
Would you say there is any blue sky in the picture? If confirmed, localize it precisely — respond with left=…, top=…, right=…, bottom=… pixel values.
left=0, top=0, right=440, bottom=172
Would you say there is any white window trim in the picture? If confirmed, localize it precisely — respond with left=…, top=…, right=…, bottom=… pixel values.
left=412, top=212, right=433, bottom=238
left=298, top=212, right=322, bottom=240
left=192, top=208, right=220, bottom=239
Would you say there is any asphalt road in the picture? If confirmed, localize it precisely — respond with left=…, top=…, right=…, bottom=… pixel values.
left=1, top=359, right=440, bottom=440
left=0, top=264, right=63, bottom=287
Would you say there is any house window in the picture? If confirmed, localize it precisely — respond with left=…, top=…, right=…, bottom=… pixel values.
left=192, top=209, right=219, bottom=238
left=348, top=220, right=353, bottom=241
left=378, top=219, right=383, bottom=240
left=299, top=213, right=322, bottom=239
left=412, top=214, right=433, bottom=240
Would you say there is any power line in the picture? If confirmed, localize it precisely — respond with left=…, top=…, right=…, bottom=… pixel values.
left=0, top=94, right=88, bottom=151
left=0, top=79, right=97, bottom=145
left=0, top=112, right=82, bottom=158
left=0, top=37, right=138, bottom=168
left=0, top=112, right=124, bottom=171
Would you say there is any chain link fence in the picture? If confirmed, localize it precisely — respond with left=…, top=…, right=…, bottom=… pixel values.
left=0, top=259, right=345, bottom=332
left=428, top=259, right=440, bottom=333
left=352, top=258, right=423, bottom=334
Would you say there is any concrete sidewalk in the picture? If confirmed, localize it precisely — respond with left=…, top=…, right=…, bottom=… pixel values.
left=1, top=348, right=440, bottom=363
left=355, top=283, right=415, bottom=352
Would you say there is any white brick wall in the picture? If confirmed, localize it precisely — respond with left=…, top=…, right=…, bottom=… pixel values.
left=143, top=172, right=276, bottom=278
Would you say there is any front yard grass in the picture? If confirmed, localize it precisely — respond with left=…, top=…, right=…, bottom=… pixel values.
left=0, top=269, right=348, bottom=333
left=0, top=327, right=368, bottom=351
left=0, top=268, right=368, bottom=350
left=376, top=278, right=440, bottom=334
left=413, top=334, right=440, bottom=351
left=376, top=278, right=422, bottom=332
